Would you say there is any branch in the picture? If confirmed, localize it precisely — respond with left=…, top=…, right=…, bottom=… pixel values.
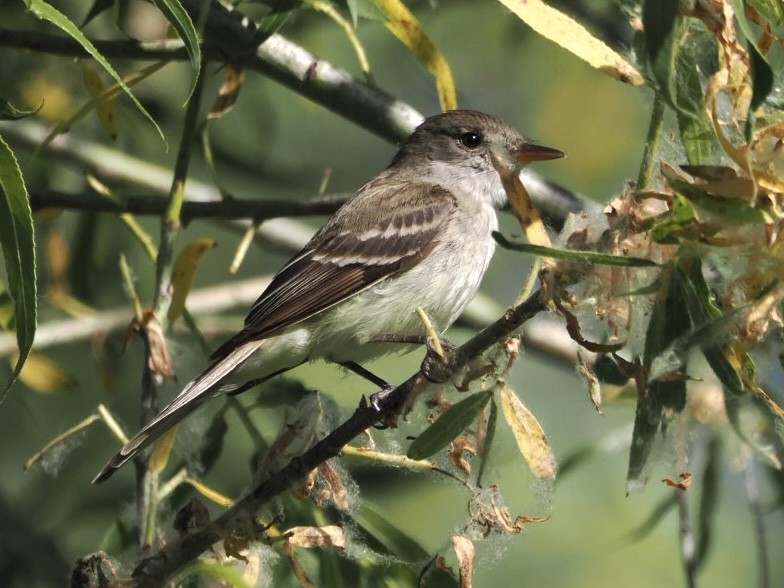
left=28, top=189, right=349, bottom=221
left=0, top=23, right=422, bottom=143
left=129, top=292, right=546, bottom=586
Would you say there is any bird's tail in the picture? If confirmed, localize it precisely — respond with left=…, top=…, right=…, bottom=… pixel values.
left=92, top=340, right=265, bottom=484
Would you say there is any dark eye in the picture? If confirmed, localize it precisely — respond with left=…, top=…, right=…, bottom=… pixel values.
left=458, top=131, right=483, bottom=149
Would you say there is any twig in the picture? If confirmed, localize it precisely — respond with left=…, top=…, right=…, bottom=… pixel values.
left=676, top=487, right=697, bottom=588
left=138, top=58, right=209, bottom=549
left=636, top=94, right=665, bottom=190
left=741, top=446, right=770, bottom=588
left=130, top=292, right=546, bottom=585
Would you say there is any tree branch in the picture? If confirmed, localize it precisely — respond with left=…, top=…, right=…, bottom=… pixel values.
left=28, top=189, right=349, bottom=221
left=129, top=292, right=546, bottom=586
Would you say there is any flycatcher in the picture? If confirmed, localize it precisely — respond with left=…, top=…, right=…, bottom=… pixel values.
left=93, top=110, right=563, bottom=483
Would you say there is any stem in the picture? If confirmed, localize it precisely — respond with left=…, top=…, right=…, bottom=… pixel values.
left=676, top=488, right=697, bottom=588
left=636, top=94, right=665, bottom=190
left=741, top=446, right=770, bottom=588
left=139, top=59, right=208, bottom=549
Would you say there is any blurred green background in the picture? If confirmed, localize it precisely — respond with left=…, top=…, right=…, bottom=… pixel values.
left=0, top=1, right=781, bottom=586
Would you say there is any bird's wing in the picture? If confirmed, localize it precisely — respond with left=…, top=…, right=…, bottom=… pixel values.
left=210, top=182, right=456, bottom=361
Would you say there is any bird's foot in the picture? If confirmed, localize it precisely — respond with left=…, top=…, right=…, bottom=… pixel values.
left=420, top=337, right=457, bottom=383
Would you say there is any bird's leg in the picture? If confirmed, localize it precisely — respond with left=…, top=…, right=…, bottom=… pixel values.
left=225, top=367, right=291, bottom=396
left=341, top=361, right=403, bottom=430
left=341, top=361, right=391, bottom=391
left=368, top=333, right=458, bottom=384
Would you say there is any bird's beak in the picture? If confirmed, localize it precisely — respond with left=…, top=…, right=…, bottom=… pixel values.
left=514, top=142, right=565, bottom=163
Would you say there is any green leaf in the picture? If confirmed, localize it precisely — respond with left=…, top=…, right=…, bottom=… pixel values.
left=642, top=0, right=682, bottom=107
left=81, top=0, right=115, bottom=27
left=407, top=391, right=491, bottom=460
left=670, top=177, right=767, bottom=225
left=674, top=47, right=718, bottom=165
left=0, top=280, right=16, bottom=330
left=629, top=265, right=691, bottom=490
left=354, top=503, right=430, bottom=561
left=627, top=494, right=677, bottom=541
left=476, top=396, right=498, bottom=488
left=0, top=135, right=37, bottom=403
left=695, top=435, right=721, bottom=571
left=0, top=97, right=41, bottom=121
left=748, top=0, right=784, bottom=28
left=651, top=193, right=697, bottom=244
left=745, top=41, right=774, bottom=138
left=493, top=233, right=659, bottom=267
left=23, top=0, right=165, bottom=143
left=150, top=0, right=202, bottom=101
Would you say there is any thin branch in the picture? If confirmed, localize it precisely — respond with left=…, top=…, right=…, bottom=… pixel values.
left=129, top=292, right=546, bottom=586
left=28, top=189, right=349, bottom=220
left=676, top=488, right=697, bottom=588
left=137, top=59, right=209, bottom=549
left=636, top=94, right=665, bottom=190
left=741, top=446, right=770, bottom=588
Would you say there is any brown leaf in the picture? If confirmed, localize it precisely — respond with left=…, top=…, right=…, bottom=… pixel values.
left=553, top=297, right=625, bottom=353
left=285, top=525, right=346, bottom=550
left=451, top=534, right=475, bottom=588
left=129, top=310, right=176, bottom=382
left=576, top=352, right=603, bottom=415
left=450, top=437, right=476, bottom=477
left=662, top=472, right=693, bottom=491
left=318, top=461, right=350, bottom=511
left=173, top=498, right=210, bottom=537
left=208, top=65, right=246, bottom=119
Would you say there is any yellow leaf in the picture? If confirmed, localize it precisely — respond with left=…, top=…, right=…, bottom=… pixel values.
left=81, top=63, right=119, bottom=140
left=499, top=383, right=556, bottom=479
left=168, top=238, right=218, bottom=322
left=372, top=0, right=457, bottom=111
left=12, top=352, right=73, bottom=393
left=499, top=170, right=552, bottom=248
left=148, top=425, right=178, bottom=474
left=184, top=477, right=235, bottom=508
left=498, top=0, right=644, bottom=86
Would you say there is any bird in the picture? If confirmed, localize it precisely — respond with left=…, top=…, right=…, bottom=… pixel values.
left=93, top=110, right=563, bottom=483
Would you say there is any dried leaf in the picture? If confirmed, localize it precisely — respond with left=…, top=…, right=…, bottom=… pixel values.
left=450, top=437, right=476, bottom=477
left=208, top=65, right=245, bottom=119
left=662, top=471, right=693, bottom=490
left=285, top=525, right=346, bottom=550
left=318, top=462, right=349, bottom=511
left=173, top=498, right=210, bottom=537
left=576, top=352, right=603, bottom=415
left=141, top=311, right=176, bottom=381
left=451, top=534, right=475, bottom=588
left=498, top=384, right=556, bottom=480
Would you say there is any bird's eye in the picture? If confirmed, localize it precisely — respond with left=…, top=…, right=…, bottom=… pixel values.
left=458, top=131, right=483, bottom=149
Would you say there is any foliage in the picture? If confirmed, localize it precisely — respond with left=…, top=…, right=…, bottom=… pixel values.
left=0, top=1, right=783, bottom=587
